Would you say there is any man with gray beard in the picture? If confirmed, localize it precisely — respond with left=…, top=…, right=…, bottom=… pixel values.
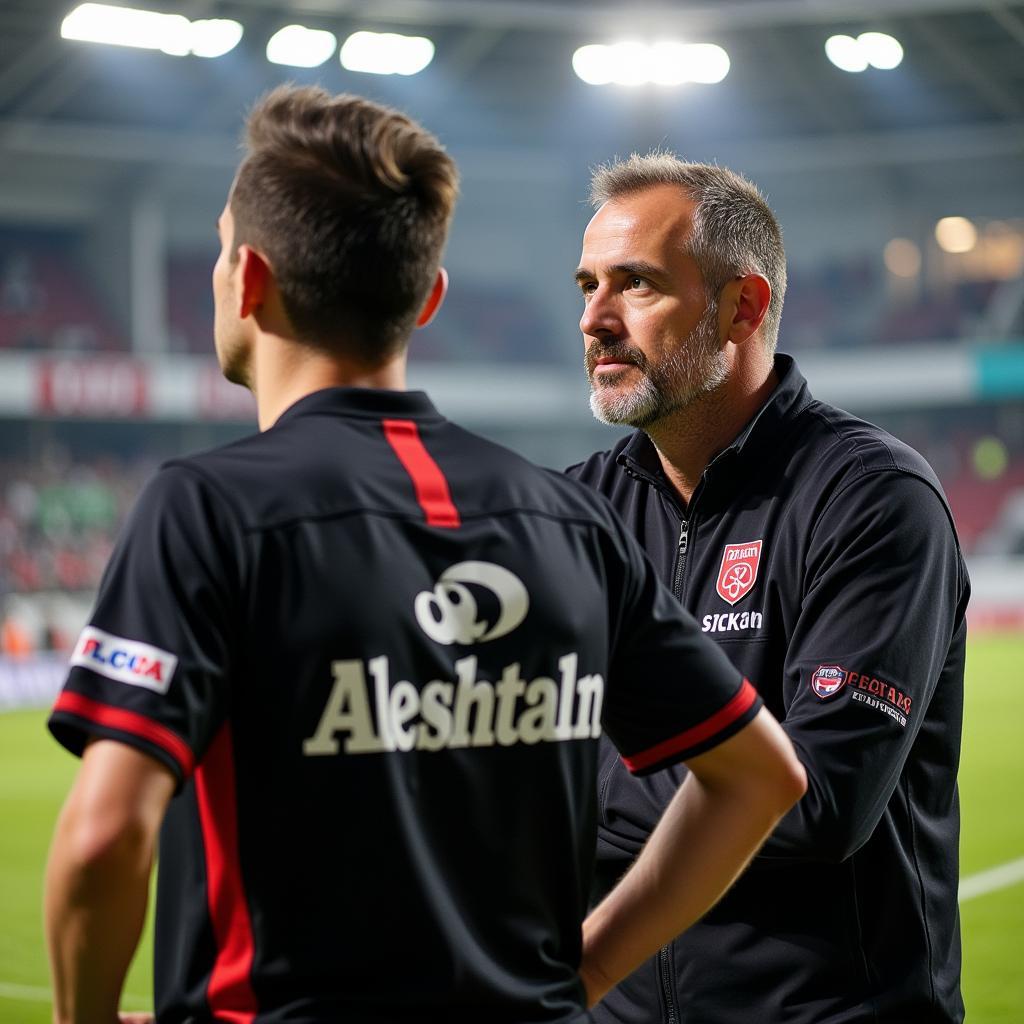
left=568, top=154, right=968, bottom=1023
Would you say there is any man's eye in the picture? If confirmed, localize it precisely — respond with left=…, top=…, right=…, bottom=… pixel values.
left=580, top=281, right=597, bottom=296
left=628, top=276, right=647, bottom=290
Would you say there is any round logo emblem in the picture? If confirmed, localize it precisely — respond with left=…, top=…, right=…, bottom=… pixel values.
left=414, top=561, right=529, bottom=646
left=810, top=664, right=848, bottom=699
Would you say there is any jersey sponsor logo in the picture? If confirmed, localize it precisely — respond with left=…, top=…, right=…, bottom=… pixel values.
left=69, top=626, right=177, bottom=694
left=810, top=664, right=848, bottom=699
left=414, top=561, right=529, bottom=646
left=715, top=540, right=763, bottom=606
left=847, top=670, right=912, bottom=727
left=702, top=610, right=764, bottom=633
left=303, top=652, right=602, bottom=756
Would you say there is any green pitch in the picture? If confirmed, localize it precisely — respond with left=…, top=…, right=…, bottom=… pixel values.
left=1, top=634, right=1021, bottom=1022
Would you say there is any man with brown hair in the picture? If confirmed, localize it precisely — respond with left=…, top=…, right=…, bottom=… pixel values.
left=44, top=92, right=804, bottom=1024
left=569, top=153, right=967, bottom=1023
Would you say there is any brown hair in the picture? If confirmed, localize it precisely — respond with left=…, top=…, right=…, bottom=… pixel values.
left=229, top=85, right=459, bottom=362
left=591, top=153, right=786, bottom=353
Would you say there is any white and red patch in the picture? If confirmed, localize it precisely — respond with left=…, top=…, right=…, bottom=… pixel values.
left=715, top=540, right=763, bottom=606
left=810, top=664, right=848, bottom=699
left=70, top=625, right=177, bottom=694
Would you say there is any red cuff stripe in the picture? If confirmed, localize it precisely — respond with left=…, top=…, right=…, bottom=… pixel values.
left=382, top=418, right=461, bottom=528
left=622, top=679, right=760, bottom=773
left=195, top=723, right=258, bottom=1024
left=52, top=690, right=195, bottom=777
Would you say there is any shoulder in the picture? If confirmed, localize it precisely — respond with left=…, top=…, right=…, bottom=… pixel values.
left=139, top=444, right=255, bottom=540
left=797, top=400, right=950, bottom=514
left=807, top=401, right=938, bottom=481
left=444, top=422, right=629, bottom=529
left=791, top=402, right=963, bottom=561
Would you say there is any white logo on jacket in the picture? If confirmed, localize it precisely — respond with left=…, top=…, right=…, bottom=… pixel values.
left=414, top=561, right=529, bottom=645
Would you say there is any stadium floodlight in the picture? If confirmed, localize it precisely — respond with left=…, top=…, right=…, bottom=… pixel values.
left=339, top=31, right=435, bottom=76
left=825, top=34, right=868, bottom=72
left=189, top=20, right=243, bottom=59
left=826, top=31, right=903, bottom=72
left=649, top=42, right=688, bottom=86
left=935, top=216, right=978, bottom=254
left=681, top=43, right=730, bottom=84
left=858, top=32, right=903, bottom=70
left=572, top=44, right=614, bottom=85
left=61, top=4, right=191, bottom=55
left=609, top=42, right=650, bottom=86
left=61, top=4, right=241, bottom=58
left=572, top=40, right=730, bottom=86
left=266, top=25, right=337, bottom=68
left=884, top=238, right=921, bottom=277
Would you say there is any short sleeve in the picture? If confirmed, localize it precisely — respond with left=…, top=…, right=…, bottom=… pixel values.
left=48, top=463, right=244, bottom=787
left=598, top=510, right=761, bottom=775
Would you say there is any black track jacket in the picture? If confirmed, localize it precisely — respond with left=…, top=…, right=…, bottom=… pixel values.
left=568, top=354, right=968, bottom=1024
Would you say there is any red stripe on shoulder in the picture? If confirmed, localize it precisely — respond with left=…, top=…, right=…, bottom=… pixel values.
left=195, top=723, right=258, bottom=1024
left=382, top=418, right=461, bottom=528
left=52, top=690, right=195, bottom=777
left=622, top=679, right=759, bottom=773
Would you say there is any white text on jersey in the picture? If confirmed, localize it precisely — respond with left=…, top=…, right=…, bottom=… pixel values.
left=303, top=652, right=603, bottom=755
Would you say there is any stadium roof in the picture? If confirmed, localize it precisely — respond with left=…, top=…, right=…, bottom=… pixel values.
left=1, top=0, right=1023, bottom=233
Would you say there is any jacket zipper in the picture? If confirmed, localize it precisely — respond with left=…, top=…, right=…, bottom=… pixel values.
left=671, top=518, right=689, bottom=599
left=658, top=943, right=679, bottom=1024
left=659, top=517, right=690, bottom=1022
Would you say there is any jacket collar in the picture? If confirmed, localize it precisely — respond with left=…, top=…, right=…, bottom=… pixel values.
left=616, top=353, right=813, bottom=491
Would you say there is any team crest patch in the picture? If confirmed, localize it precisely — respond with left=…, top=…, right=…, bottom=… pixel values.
left=716, top=540, right=763, bottom=606
left=70, top=626, right=177, bottom=694
left=810, top=664, right=848, bottom=700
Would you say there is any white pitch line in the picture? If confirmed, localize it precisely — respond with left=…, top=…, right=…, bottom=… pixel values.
left=0, top=981, right=51, bottom=1002
left=959, top=856, right=1024, bottom=902
left=1, top=858, right=1021, bottom=1006
left=0, top=980, right=148, bottom=1006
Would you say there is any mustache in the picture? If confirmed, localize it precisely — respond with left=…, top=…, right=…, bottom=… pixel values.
left=585, top=341, right=649, bottom=376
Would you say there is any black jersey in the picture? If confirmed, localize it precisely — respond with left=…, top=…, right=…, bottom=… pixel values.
left=49, top=387, right=760, bottom=1024
left=568, top=355, right=968, bottom=1024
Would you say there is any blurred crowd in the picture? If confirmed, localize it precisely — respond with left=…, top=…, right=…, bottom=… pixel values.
left=2, top=434, right=1023, bottom=655
left=2, top=235, right=1021, bottom=358
left=0, top=451, right=156, bottom=654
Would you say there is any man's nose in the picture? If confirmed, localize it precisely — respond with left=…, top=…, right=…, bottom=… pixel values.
left=580, top=288, right=621, bottom=339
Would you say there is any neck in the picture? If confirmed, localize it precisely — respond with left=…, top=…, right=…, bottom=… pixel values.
left=249, top=333, right=407, bottom=430
left=646, top=360, right=778, bottom=507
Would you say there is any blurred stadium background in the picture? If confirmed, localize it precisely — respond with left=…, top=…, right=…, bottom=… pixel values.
left=0, top=0, right=1021, bottom=1020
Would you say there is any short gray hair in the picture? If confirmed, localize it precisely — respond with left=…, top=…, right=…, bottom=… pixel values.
left=590, top=152, right=787, bottom=353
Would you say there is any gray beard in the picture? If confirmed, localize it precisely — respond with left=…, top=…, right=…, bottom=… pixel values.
left=587, top=301, right=727, bottom=429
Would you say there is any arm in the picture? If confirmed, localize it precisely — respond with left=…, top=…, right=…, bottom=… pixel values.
left=45, top=740, right=175, bottom=1024
left=760, top=471, right=967, bottom=862
left=580, top=706, right=805, bottom=1006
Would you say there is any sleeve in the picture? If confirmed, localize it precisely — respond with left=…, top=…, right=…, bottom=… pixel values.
left=48, top=463, right=245, bottom=789
left=598, top=510, right=762, bottom=776
left=761, top=470, right=968, bottom=862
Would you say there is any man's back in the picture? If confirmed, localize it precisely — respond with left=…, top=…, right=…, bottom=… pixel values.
left=52, top=386, right=756, bottom=1023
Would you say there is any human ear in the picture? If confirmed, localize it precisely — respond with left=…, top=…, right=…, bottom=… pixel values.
left=722, top=273, right=771, bottom=344
left=416, top=268, right=449, bottom=328
left=237, top=245, right=271, bottom=319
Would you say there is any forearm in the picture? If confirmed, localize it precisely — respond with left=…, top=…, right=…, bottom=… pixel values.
left=45, top=803, right=154, bottom=1024
left=580, top=773, right=782, bottom=1002
left=581, top=710, right=806, bottom=1006
left=45, top=741, right=171, bottom=1024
